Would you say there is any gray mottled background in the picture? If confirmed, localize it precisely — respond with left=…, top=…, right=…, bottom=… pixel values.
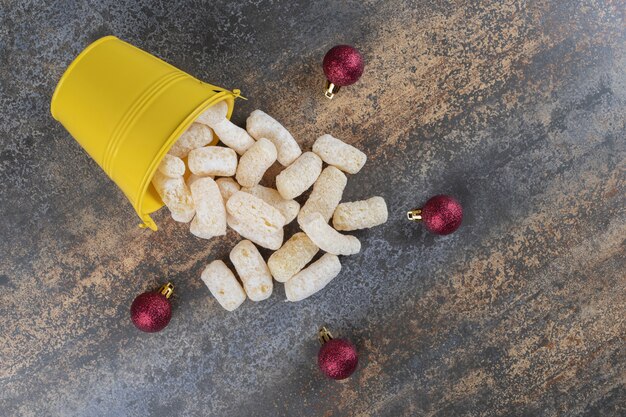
left=1, top=1, right=625, bottom=416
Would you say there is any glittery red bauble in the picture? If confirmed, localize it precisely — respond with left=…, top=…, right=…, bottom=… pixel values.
left=130, top=292, right=172, bottom=332
left=318, top=338, right=359, bottom=380
left=323, top=45, right=364, bottom=86
left=422, top=195, right=463, bottom=235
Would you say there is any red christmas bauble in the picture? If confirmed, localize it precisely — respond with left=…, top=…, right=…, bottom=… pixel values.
left=130, top=291, right=172, bottom=332
left=422, top=195, right=463, bottom=235
left=323, top=45, right=364, bottom=86
left=318, top=338, right=359, bottom=380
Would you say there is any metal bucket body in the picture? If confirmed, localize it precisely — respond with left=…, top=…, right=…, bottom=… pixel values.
left=51, top=36, right=240, bottom=230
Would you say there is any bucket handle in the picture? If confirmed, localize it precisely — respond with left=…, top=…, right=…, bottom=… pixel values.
left=228, top=88, right=247, bottom=100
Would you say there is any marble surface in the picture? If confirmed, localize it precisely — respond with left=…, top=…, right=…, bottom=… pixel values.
left=0, top=1, right=624, bottom=416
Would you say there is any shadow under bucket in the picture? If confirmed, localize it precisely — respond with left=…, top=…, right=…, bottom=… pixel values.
left=51, top=35, right=242, bottom=231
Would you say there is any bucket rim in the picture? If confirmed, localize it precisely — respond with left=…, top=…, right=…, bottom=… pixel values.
left=136, top=89, right=238, bottom=231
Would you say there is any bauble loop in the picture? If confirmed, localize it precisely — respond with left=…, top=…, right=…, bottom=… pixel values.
left=323, top=45, right=364, bottom=87
left=318, top=338, right=359, bottom=380
left=422, top=195, right=463, bottom=235
left=130, top=290, right=172, bottom=333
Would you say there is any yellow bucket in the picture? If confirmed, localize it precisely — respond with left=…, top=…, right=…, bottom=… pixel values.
left=51, top=35, right=242, bottom=231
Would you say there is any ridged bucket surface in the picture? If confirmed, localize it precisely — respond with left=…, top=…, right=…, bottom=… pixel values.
left=51, top=36, right=241, bottom=230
